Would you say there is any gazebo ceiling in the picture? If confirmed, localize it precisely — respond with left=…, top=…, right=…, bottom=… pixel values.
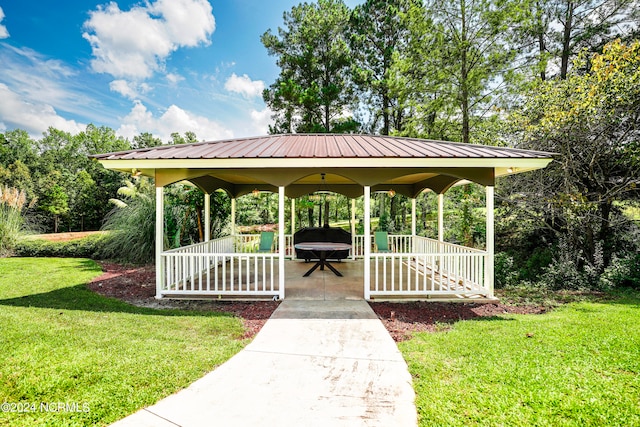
left=92, top=134, right=555, bottom=198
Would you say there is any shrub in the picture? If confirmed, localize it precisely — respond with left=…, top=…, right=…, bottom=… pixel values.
left=15, top=233, right=107, bottom=258
left=600, top=253, right=640, bottom=290
left=540, top=238, right=604, bottom=290
left=494, top=252, right=519, bottom=289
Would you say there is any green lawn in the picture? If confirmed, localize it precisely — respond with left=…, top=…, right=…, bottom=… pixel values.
left=401, top=290, right=640, bottom=426
left=2, top=258, right=639, bottom=426
left=0, top=258, right=246, bottom=427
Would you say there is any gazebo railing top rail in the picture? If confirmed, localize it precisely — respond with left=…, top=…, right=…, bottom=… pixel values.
left=162, top=234, right=485, bottom=256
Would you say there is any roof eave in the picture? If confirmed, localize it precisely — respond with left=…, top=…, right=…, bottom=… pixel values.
left=97, top=157, right=554, bottom=172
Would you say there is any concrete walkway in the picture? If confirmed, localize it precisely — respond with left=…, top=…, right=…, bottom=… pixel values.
left=111, top=299, right=417, bottom=426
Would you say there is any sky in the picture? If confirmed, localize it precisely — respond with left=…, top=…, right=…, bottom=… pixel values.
left=0, top=0, right=361, bottom=143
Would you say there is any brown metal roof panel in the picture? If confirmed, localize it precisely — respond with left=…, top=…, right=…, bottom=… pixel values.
left=229, top=138, right=269, bottom=158
left=461, top=144, right=515, bottom=158
left=381, top=137, right=416, bottom=156
left=405, top=140, right=447, bottom=158
left=402, top=138, right=439, bottom=157
left=412, top=140, right=457, bottom=157
left=437, top=143, right=481, bottom=158
left=269, top=135, right=294, bottom=157
left=385, top=137, right=431, bottom=157
left=193, top=142, right=228, bottom=159
left=371, top=136, right=402, bottom=156
left=427, top=141, right=463, bottom=157
left=206, top=139, right=247, bottom=158
left=357, top=135, right=390, bottom=156
left=251, top=136, right=285, bottom=157
left=371, top=136, right=403, bottom=157
left=325, top=135, right=345, bottom=157
left=160, top=146, right=191, bottom=159
left=182, top=143, right=224, bottom=158
left=344, top=135, right=372, bottom=157
left=467, top=144, right=527, bottom=158
left=335, top=134, right=358, bottom=157
left=257, top=135, right=290, bottom=157
left=457, top=145, right=494, bottom=157
left=277, top=137, right=297, bottom=157
left=249, top=137, right=274, bottom=157
left=286, top=135, right=308, bottom=157
left=130, top=147, right=171, bottom=159
left=440, top=142, right=495, bottom=158
left=293, top=134, right=313, bottom=157
left=313, top=135, right=328, bottom=157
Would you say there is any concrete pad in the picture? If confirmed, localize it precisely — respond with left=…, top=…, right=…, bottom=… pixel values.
left=111, top=300, right=417, bottom=427
left=285, top=260, right=364, bottom=301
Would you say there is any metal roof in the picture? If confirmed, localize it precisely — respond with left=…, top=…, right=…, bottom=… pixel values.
left=92, top=134, right=554, bottom=161
left=92, top=134, right=555, bottom=197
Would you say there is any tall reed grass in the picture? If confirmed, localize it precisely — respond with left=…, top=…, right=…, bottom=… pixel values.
left=0, top=186, right=28, bottom=256
left=98, top=182, right=157, bottom=264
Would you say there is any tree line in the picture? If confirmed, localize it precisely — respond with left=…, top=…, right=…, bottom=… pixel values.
left=262, top=0, right=640, bottom=289
left=262, top=0, right=639, bottom=141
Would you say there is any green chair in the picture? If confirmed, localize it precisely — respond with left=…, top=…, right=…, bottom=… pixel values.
left=257, top=231, right=275, bottom=252
left=374, top=231, right=391, bottom=252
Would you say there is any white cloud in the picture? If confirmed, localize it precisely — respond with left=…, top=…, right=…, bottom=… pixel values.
left=248, top=108, right=272, bottom=136
left=82, top=0, right=215, bottom=79
left=0, top=83, right=85, bottom=136
left=117, top=100, right=233, bottom=142
left=109, top=79, right=151, bottom=100
left=166, top=73, right=185, bottom=85
left=109, top=80, right=137, bottom=99
left=224, top=73, right=265, bottom=98
left=0, top=7, right=9, bottom=39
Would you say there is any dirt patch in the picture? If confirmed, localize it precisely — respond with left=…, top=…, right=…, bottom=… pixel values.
left=29, top=231, right=105, bottom=242
left=88, top=262, right=547, bottom=342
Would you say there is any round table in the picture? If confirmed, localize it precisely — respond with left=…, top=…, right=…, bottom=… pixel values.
left=293, top=242, right=352, bottom=277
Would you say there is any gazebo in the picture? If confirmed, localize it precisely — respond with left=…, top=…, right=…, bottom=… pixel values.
left=92, top=134, right=553, bottom=301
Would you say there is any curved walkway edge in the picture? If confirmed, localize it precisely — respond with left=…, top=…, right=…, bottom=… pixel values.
left=110, top=300, right=418, bottom=427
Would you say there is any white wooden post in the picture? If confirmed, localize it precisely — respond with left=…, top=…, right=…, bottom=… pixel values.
left=155, top=186, right=164, bottom=299
left=204, top=193, right=210, bottom=242
left=411, top=197, right=417, bottom=252
left=351, top=198, right=356, bottom=260
left=230, top=197, right=236, bottom=237
left=290, top=198, right=295, bottom=259
left=364, top=186, right=371, bottom=300
left=438, top=193, right=444, bottom=242
left=278, top=186, right=286, bottom=300
left=485, top=185, right=495, bottom=296
left=291, top=198, right=296, bottom=234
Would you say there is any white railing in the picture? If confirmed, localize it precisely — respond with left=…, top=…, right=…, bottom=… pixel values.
left=369, top=235, right=489, bottom=297
left=233, top=234, right=294, bottom=258
left=160, top=235, right=281, bottom=298
left=370, top=252, right=487, bottom=296
left=352, top=234, right=366, bottom=257
left=159, top=234, right=489, bottom=299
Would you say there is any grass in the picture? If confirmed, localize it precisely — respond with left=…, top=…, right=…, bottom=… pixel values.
left=3, top=257, right=639, bottom=426
left=0, top=258, right=246, bottom=427
left=401, top=289, right=640, bottom=426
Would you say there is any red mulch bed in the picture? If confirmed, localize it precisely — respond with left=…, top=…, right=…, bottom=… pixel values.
left=368, top=301, right=546, bottom=342
left=88, top=262, right=547, bottom=342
